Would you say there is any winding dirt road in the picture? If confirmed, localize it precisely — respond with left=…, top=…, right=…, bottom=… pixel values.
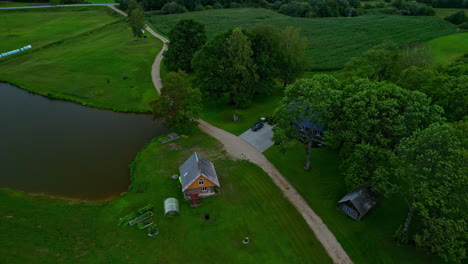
left=108, top=6, right=352, bottom=263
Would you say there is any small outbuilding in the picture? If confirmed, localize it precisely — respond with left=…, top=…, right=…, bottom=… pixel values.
left=164, top=198, right=180, bottom=216
left=179, top=152, right=220, bottom=199
left=338, top=187, right=378, bottom=221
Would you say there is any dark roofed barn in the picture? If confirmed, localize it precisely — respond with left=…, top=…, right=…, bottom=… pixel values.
left=338, top=187, right=378, bottom=220
left=179, top=152, right=220, bottom=199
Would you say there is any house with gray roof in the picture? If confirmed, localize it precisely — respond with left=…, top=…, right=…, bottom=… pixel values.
left=338, top=187, right=378, bottom=220
left=179, top=152, right=220, bottom=199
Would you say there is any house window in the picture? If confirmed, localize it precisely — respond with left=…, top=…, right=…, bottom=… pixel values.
left=314, top=130, right=323, bottom=137
left=198, top=178, right=204, bottom=186
left=202, top=186, right=207, bottom=192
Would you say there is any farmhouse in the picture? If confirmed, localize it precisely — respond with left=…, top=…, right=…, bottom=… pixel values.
left=338, top=187, right=378, bottom=221
left=179, top=152, right=220, bottom=199
left=295, top=115, right=325, bottom=144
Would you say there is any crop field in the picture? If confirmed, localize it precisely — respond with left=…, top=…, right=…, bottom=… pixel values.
left=0, top=7, right=160, bottom=112
left=427, top=32, right=468, bottom=65
left=0, top=130, right=332, bottom=263
left=149, top=8, right=456, bottom=70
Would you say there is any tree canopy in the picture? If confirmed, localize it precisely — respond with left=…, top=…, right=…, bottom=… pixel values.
left=277, top=27, right=308, bottom=87
left=164, top=19, right=207, bottom=72
left=150, top=71, right=202, bottom=133
left=273, top=75, right=341, bottom=170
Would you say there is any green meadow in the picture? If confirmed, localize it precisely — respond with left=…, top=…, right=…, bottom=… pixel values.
left=0, top=130, right=332, bottom=263
left=0, top=7, right=160, bottom=112
left=426, top=32, right=468, bottom=66
left=149, top=8, right=456, bottom=70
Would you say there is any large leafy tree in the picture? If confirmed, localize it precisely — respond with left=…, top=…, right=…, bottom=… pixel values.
left=150, top=71, right=202, bottom=133
left=128, top=1, right=145, bottom=38
left=192, top=28, right=258, bottom=107
left=249, top=25, right=281, bottom=94
left=392, top=122, right=467, bottom=264
left=164, top=19, right=206, bottom=72
left=277, top=27, right=308, bottom=88
left=223, top=28, right=258, bottom=107
left=343, top=43, right=399, bottom=82
left=273, top=75, right=341, bottom=170
left=327, top=79, right=444, bottom=190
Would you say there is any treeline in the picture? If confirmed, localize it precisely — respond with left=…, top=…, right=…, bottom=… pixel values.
left=273, top=44, right=467, bottom=263
left=381, top=0, right=436, bottom=16
left=116, top=0, right=363, bottom=17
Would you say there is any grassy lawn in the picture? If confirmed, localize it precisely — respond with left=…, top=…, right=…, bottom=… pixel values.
left=434, top=7, right=468, bottom=18
left=263, top=144, right=444, bottom=264
left=426, top=32, right=468, bottom=65
left=149, top=8, right=456, bottom=70
left=0, top=7, right=120, bottom=52
left=0, top=7, right=161, bottom=112
left=0, top=2, right=36, bottom=7
left=0, top=130, right=332, bottom=263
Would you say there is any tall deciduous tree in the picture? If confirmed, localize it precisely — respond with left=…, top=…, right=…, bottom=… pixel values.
left=164, top=19, right=206, bottom=72
left=129, top=4, right=145, bottom=38
left=249, top=25, right=281, bottom=94
left=277, top=27, right=308, bottom=88
left=327, top=79, right=444, bottom=190
left=273, top=75, right=341, bottom=170
left=223, top=28, right=258, bottom=107
left=392, top=122, right=467, bottom=264
left=192, top=28, right=258, bottom=107
left=151, top=71, right=202, bottom=133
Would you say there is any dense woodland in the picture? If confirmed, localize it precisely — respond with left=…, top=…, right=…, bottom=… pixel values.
left=158, top=17, right=467, bottom=263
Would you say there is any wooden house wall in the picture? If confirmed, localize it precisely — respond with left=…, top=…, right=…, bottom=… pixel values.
left=186, top=175, right=217, bottom=191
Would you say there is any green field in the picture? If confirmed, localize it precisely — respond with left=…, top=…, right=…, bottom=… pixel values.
left=0, top=2, right=35, bottom=7
left=0, top=130, right=332, bottom=263
left=427, top=32, right=468, bottom=65
left=434, top=8, right=468, bottom=18
left=264, top=144, right=444, bottom=264
left=0, top=7, right=160, bottom=112
left=149, top=8, right=456, bottom=70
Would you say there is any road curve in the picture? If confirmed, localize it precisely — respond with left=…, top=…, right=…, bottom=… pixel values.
left=108, top=6, right=353, bottom=264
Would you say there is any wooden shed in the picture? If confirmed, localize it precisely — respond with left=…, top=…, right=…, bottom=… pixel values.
left=179, top=152, right=220, bottom=199
left=338, top=187, right=378, bottom=221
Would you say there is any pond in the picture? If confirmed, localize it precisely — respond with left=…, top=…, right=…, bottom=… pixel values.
left=0, top=82, right=166, bottom=200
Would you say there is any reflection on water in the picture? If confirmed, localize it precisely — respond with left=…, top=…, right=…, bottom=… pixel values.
left=0, top=82, right=166, bottom=200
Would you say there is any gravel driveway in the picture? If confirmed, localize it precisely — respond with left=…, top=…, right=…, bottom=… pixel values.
left=239, top=124, right=275, bottom=152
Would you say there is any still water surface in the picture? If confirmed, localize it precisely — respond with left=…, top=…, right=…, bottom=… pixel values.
left=0, top=83, right=165, bottom=200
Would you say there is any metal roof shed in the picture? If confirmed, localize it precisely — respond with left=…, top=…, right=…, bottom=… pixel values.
left=338, top=187, right=378, bottom=220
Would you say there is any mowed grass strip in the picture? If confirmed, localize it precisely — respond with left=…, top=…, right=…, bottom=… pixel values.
left=149, top=8, right=456, bottom=70
left=0, top=7, right=121, bottom=52
left=0, top=130, right=332, bottom=263
left=426, top=32, right=468, bottom=66
left=0, top=20, right=161, bottom=112
left=264, top=144, right=444, bottom=264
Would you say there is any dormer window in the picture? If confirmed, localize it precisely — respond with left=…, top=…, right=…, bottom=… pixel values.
left=198, top=178, right=204, bottom=186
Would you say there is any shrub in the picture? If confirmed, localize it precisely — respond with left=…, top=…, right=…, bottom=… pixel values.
left=444, top=10, right=467, bottom=24
left=213, top=2, right=223, bottom=9
left=459, top=22, right=468, bottom=29
left=194, top=4, right=205, bottom=11
left=161, top=2, right=188, bottom=15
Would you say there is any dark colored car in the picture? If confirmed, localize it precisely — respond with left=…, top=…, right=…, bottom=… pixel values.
left=251, top=122, right=264, bottom=131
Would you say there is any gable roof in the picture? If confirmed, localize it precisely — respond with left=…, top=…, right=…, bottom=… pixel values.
left=179, top=152, right=220, bottom=191
left=338, top=187, right=378, bottom=218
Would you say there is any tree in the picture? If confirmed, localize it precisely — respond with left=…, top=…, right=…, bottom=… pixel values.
left=161, top=1, right=188, bottom=14
left=277, top=27, right=308, bottom=88
left=150, top=71, right=202, bottom=133
left=326, top=79, right=444, bottom=190
left=392, top=122, right=467, bottom=263
left=164, top=19, right=206, bottom=72
left=249, top=25, right=281, bottom=94
left=49, top=0, right=60, bottom=8
left=343, top=43, right=399, bottom=82
left=129, top=5, right=145, bottom=38
left=126, top=0, right=140, bottom=16
left=192, top=28, right=258, bottom=107
left=273, top=75, right=341, bottom=170
left=223, top=28, right=258, bottom=107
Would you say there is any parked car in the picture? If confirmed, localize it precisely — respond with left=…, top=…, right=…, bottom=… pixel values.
left=251, top=122, right=264, bottom=131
